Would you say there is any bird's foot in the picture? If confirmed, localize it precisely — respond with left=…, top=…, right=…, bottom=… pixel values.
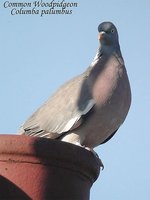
left=74, top=142, right=104, bottom=170
left=84, top=147, right=104, bottom=170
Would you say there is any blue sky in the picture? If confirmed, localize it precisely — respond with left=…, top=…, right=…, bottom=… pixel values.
left=1, top=0, right=150, bottom=199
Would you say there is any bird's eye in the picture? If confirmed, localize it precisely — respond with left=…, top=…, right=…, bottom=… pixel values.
left=111, top=29, right=115, bottom=33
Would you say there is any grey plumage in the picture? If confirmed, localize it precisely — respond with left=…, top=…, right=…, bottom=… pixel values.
left=19, top=22, right=131, bottom=149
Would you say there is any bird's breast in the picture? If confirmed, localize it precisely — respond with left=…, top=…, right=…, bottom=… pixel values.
left=92, top=55, right=125, bottom=106
left=78, top=55, right=131, bottom=147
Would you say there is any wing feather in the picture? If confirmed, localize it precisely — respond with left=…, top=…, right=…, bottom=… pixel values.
left=20, top=72, right=95, bottom=137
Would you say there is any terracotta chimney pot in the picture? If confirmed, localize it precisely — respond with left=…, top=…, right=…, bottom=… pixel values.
left=0, top=135, right=101, bottom=200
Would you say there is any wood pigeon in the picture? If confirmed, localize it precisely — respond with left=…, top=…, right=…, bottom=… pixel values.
left=19, top=22, right=131, bottom=151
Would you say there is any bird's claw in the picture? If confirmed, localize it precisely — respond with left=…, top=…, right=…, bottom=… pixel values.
left=75, top=143, right=104, bottom=170
left=84, top=147, right=104, bottom=170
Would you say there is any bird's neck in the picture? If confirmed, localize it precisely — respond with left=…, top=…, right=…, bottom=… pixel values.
left=90, top=43, right=122, bottom=68
left=90, top=47, right=102, bottom=67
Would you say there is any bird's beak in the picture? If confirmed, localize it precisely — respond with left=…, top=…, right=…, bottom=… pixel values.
left=98, top=31, right=106, bottom=41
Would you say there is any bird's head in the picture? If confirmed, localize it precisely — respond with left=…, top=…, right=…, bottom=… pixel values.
left=98, top=22, right=119, bottom=48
